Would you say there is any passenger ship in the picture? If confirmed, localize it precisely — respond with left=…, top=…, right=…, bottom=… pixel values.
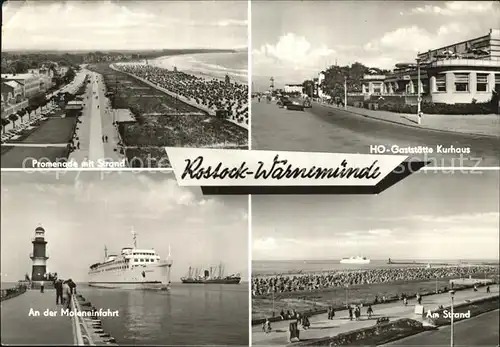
left=88, top=231, right=172, bottom=289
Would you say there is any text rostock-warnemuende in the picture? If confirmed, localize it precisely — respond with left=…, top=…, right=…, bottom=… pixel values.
left=181, top=155, right=382, bottom=180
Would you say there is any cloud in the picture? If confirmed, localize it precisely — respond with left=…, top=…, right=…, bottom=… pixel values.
left=1, top=173, right=249, bottom=281
left=2, top=1, right=247, bottom=50
left=358, top=21, right=486, bottom=68
left=411, top=1, right=497, bottom=16
left=253, top=33, right=335, bottom=70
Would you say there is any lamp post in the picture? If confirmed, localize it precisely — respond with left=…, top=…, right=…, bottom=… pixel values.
left=272, top=290, right=275, bottom=317
left=344, top=76, right=347, bottom=109
left=450, top=290, right=455, bottom=347
left=416, top=54, right=422, bottom=124
left=345, top=284, right=349, bottom=307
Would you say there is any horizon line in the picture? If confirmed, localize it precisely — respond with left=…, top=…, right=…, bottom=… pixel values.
left=1, top=47, right=248, bottom=53
left=253, top=258, right=500, bottom=262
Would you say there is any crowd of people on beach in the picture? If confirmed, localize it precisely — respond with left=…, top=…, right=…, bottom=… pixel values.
left=252, top=265, right=496, bottom=296
left=114, top=64, right=248, bottom=126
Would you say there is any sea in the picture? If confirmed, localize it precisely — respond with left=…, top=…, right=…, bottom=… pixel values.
left=1, top=282, right=249, bottom=345
left=252, top=259, right=499, bottom=277
left=150, top=51, right=248, bottom=85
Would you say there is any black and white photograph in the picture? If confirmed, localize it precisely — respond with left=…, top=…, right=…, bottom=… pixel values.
left=1, top=171, right=249, bottom=346
left=252, top=170, right=500, bottom=346
left=251, top=1, right=500, bottom=167
left=1, top=0, right=248, bottom=169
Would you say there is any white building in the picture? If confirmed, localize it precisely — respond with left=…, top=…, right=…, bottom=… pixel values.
left=2, top=73, right=42, bottom=98
left=284, top=84, right=303, bottom=94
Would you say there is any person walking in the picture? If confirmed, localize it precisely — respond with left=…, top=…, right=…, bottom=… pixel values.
left=55, top=280, right=63, bottom=304
left=367, top=305, right=373, bottom=319
left=40, top=281, right=44, bottom=293
left=63, top=280, right=72, bottom=309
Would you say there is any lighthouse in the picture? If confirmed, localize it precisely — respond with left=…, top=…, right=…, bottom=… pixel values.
left=30, top=226, right=49, bottom=282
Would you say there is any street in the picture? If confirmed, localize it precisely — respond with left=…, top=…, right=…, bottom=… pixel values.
left=68, top=69, right=122, bottom=165
left=383, top=309, right=499, bottom=346
left=251, top=101, right=500, bottom=167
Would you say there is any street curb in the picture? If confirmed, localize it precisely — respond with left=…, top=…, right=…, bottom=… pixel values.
left=317, top=103, right=500, bottom=140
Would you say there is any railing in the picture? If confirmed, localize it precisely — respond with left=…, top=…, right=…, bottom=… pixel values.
left=70, top=294, right=95, bottom=346
left=428, top=58, right=500, bottom=68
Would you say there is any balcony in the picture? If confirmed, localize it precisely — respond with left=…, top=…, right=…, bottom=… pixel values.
left=428, top=59, right=500, bottom=68
left=30, top=253, right=49, bottom=259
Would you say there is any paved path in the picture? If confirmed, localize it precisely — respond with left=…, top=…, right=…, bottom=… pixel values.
left=1, top=143, right=67, bottom=147
left=251, top=101, right=500, bottom=167
left=68, top=69, right=123, bottom=166
left=252, top=286, right=499, bottom=345
left=383, top=309, right=499, bottom=346
left=320, top=102, right=500, bottom=138
left=88, top=73, right=105, bottom=162
left=1, top=289, right=73, bottom=345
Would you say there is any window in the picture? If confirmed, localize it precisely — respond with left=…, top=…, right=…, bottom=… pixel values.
left=495, top=74, right=500, bottom=92
left=436, top=74, right=446, bottom=92
left=476, top=74, right=489, bottom=92
left=454, top=73, right=469, bottom=92
left=373, top=84, right=381, bottom=94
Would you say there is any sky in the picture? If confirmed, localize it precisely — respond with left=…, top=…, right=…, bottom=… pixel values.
left=1, top=0, right=248, bottom=51
left=0, top=172, right=248, bottom=283
left=252, top=170, right=500, bottom=261
left=251, top=0, right=500, bottom=90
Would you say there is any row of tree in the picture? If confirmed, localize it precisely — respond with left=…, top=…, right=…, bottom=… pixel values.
left=302, top=62, right=391, bottom=98
left=1, top=69, right=79, bottom=135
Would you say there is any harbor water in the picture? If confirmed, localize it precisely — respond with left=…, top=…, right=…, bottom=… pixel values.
left=1, top=282, right=249, bottom=345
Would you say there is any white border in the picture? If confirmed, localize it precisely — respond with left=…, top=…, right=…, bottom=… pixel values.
left=247, top=0, right=252, bottom=151
left=420, top=167, right=500, bottom=171
left=247, top=194, right=253, bottom=346
left=247, top=3, right=252, bottom=345
left=0, top=168, right=174, bottom=172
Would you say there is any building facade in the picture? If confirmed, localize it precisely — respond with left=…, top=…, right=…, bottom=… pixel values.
left=1, top=80, right=23, bottom=105
left=356, top=28, right=500, bottom=104
left=2, top=73, right=42, bottom=99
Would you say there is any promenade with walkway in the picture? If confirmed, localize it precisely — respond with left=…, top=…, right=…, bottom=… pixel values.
left=252, top=285, right=499, bottom=345
left=252, top=99, right=500, bottom=167
left=1, top=289, right=73, bottom=345
left=318, top=102, right=500, bottom=138
left=69, top=69, right=123, bottom=166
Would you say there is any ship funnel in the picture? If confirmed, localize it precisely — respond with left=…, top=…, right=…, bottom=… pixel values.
left=204, top=270, right=209, bottom=278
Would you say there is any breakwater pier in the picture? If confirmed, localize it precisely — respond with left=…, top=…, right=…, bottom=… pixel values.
left=1, top=288, right=117, bottom=345
left=1, top=285, right=27, bottom=302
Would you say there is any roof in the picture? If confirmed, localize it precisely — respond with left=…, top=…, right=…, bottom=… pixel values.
left=2, top=81, right=21, bottom=89
left=2, top=73, right=38, bottom=81
left=115, top=108, right=136, bottom=123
